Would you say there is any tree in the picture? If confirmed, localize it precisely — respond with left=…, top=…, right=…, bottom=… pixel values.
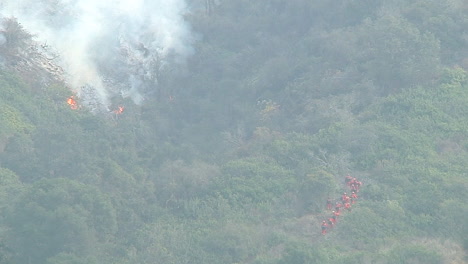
left=299, top=169, right=335, bottom=213
left=0, top=168, right=23, bottom=264
left=276, top=241, right=328, bottom=264
left=6, top=178, right=116, bottom=264
left=0, top=18, right=33, bottom=55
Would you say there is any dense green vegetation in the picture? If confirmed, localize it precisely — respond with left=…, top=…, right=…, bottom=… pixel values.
left=0, top=0, right=467, bottom=263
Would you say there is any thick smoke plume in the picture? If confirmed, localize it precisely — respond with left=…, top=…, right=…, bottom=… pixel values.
left=0, top=0, right=194, bottom=109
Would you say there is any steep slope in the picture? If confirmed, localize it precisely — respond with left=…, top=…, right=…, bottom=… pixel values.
left=0, top=1, right=467, bottom=263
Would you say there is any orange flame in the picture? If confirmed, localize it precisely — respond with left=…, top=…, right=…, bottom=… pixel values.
left=113, top=106, right=124, bottom=114
left=67, top=96, right=78, bottom=110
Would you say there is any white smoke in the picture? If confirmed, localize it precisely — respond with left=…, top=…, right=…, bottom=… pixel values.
left=0, top=32, right=6, bottom=46
left=0, top=0, right=194, bottom=108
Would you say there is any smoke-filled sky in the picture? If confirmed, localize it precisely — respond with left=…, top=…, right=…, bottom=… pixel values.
left=0, top=0, right=194, bottom=108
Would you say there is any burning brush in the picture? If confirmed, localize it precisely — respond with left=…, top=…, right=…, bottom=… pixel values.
left=67, top=96, right=78, bottom=110
left=113, top=106, right=124, bottom=115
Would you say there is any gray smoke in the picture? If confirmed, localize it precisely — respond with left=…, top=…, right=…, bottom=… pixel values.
left=0, top=0, right=194, bottom=108
left=0, top=33, right=6, bottom=46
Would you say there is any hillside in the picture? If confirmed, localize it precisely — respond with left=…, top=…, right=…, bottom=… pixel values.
left=0, top=1, right=467, bottom=263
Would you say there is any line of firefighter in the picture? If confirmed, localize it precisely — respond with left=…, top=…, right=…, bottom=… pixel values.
left=321, top=175, right=362, bottom=235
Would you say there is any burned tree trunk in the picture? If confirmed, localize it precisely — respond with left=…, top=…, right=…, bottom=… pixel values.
left=205, top=0, right=215, bottom=15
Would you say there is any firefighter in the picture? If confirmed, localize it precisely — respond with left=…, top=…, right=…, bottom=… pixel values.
left=335, top=201, right=342, bottom=212
left=328, top=218, right=334, bottom=228
left=345, top=174, right=352, bottom=185
left=344, top=194, right=350, bottom=204
left=331, top=210, right=339, bottom=223
left=326, top=197, right=333, bottom=210
left=341, top=192, right=347, bottom=203
left=355, top=180, right=362, bottom=192
left=344, top=202, right=351, bottom=212
left=321, top=220, right=328, bottom=235
left=351, top=191, right=358, bottom=204
left=333, top=210, right=340, bottom=219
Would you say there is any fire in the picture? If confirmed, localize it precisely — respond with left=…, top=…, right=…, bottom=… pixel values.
left=67, top=96, right=78, bottom=110
left=113, top=106, right=124, bottom=114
